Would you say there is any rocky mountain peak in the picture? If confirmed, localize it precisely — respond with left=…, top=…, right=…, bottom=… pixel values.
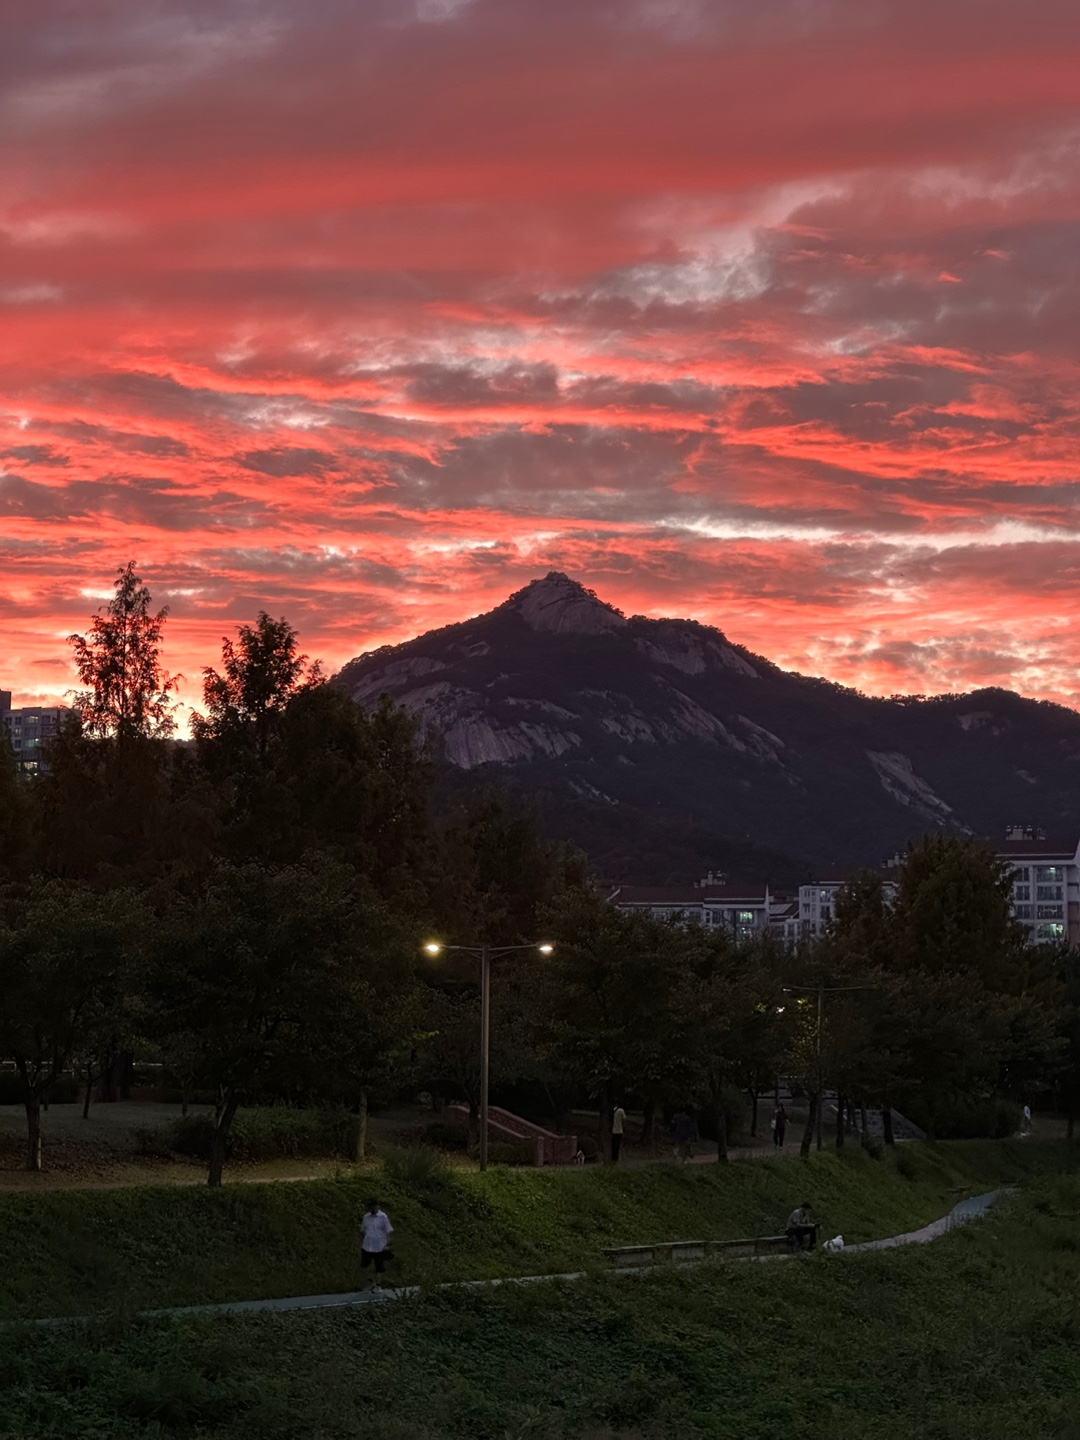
left=502, top=572, right=628, bottom=635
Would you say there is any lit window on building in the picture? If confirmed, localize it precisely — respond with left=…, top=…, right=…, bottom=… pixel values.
left=1037, top=923, right=1065, bottom=941
left=1036, top=866, right=1064, bottom=882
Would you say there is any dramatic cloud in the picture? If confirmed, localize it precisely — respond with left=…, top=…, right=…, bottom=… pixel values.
left=3, top=0, right=1080, bottom=713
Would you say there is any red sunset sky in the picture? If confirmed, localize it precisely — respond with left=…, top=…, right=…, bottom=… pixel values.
left=3, top=0, right=1080, bottom=719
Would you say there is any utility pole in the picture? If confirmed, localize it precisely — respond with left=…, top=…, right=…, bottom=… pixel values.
left=479, top=944, right=491, bottom=1173
left=783, top=982, right=876, bottom=1156
left=816, top=984, right=824, bottom=1152
left=423, top=940, right=554, bottom=1172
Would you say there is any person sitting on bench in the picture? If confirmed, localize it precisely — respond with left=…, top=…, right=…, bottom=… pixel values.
left=786, top=1201, right=817, bottom=1251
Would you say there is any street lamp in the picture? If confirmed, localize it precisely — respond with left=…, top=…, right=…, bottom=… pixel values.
left=782, top=983, right=876, bottom=1151
left=422, top=940, right=555, bottom=1171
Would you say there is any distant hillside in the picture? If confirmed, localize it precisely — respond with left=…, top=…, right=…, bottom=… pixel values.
left=335, top=573, right=1080, bottom=882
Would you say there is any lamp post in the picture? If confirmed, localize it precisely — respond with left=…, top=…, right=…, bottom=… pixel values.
left=423, top=940, right=554, bottom=1171
left=782, top=983, right=876, bottom=1151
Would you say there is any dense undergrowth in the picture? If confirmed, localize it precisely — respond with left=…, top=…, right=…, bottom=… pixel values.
left=0, top=1139, right=1073, bottom=1321
left=1, top=1172, right=1079, bottom=1439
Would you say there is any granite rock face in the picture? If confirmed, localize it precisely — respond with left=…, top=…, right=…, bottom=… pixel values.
left=335, top=573, right=1080, bottom=879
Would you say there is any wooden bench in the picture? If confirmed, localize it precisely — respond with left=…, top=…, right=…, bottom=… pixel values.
left=604, top=1233, right=797, bottom=1267
left=708, top=1234, right=792, bottom=1258
left=603, top=1240, right=707, bottom=1266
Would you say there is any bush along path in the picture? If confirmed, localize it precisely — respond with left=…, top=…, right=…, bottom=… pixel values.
left=114, top=1185, right=1011, bottom=1324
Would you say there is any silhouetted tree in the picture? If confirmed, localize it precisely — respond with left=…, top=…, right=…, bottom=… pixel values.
left=0, top=880, right=144, bottom=1169
left=69, top=562, right=178, bottom=746
left=192, top=612, right=320, bottom=761
left=152, top=856, right=413, bottom=1185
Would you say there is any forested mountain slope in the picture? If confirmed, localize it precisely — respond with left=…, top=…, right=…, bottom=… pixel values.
left=335, top=573, right=1080, bottom=882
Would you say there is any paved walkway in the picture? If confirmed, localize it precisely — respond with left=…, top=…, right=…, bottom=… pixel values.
left=31, top=1187, right=1009, bottom=1327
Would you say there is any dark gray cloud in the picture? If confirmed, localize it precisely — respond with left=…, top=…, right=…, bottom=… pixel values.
left=1, top=444, right=68, bottom=466
left=235, top=447, right=336, bottom=477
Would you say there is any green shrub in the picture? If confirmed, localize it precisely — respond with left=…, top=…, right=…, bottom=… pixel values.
left=139, top=1107, right=359, bottom=1163
left=381, top=1145, right=450, bottom=1190
left=485, top=1139, right=535, bottom=1166
left=894, top=1146, right=918, bottom=1179
left=903, top=1095, right=1021, bottom=1140
left=395, top=1120, right=469, bottom=1152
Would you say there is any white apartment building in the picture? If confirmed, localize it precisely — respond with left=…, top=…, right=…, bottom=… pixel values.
left=798, top=828, right=1079, bottom=947
left=996, top=827, right=1080, bottom=946
left=796, top=874, right=900, bottom=939
left=0, top=690, right=66, bottom=777
left=611, top=829, right=1080, bottom=949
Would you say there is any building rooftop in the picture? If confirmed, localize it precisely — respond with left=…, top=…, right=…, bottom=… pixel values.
left=994, top=838, right=1080, bottom=859
left=610, top=884, right=768, bottom=904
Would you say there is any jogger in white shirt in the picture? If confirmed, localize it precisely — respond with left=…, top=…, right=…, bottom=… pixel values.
left=360, top=1201, right=394, bottom=1289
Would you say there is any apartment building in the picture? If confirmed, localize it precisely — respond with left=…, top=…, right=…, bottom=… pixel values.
left=608, top=873, right=772, bottom=941
left=0, top=690, right=66, bottom=777
left=796, top=872, right=900, bottom=940
left=995, top=826, right=1080, bottom=947
left=611, top=826, right=1078, bottom=950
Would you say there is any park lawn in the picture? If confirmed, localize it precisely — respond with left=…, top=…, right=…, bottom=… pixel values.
left=0, top=1173, right=1078, bottom=1439
left=0, top=1138, right=1075, bottom=1321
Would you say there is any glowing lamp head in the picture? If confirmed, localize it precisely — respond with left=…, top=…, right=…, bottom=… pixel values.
left=538, top=943, right=554, bottom=955
left=423, top=942, right=442, bottom=956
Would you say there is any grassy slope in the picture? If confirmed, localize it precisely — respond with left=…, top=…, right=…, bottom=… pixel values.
left=0, top=1139, right=1074, bottom=1320
left=2, top=1174, right=1079, bottom=1439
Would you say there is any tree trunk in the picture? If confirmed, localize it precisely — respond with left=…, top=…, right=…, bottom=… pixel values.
left=835, top=1092, right=846, bottom=1149
left=83, top=1064, right=94, bottom=1121
left=714, top=1085, right=729, bottom=1164
left=800, top=1091, right=819, bottom=1158
left=599, top=1088, right=614, bottom=1164
left=749, top=1089, right=759, bottom=1138
left=641, top=1097, right=656, bottom=1148
left=207, top=1091, right=240, bottom=1187
left=25, top=1096, right=43, bottom=1172
left=881, top=1107, right=895, bottom=1146
left=352, top=1089, right=369, bottom=1164
left=466, top=1096, right=479, bottom=1149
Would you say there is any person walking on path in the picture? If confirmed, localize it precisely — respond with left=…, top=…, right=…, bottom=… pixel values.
left=1021, top=1103, right=1032, bottom=1136
left=671, top=1109, right=697, bottom=1163
left=786, top=1200, right=817, bottom=1251
left=611, top=1103, right=626, bottom=1162
left=360, top=1200, right=394, bottom=1289
left=772, top=1103, right=787, bottom=1149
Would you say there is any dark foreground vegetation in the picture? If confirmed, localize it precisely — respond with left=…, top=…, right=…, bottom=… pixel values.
left=1, top=1167, right=1077, bottom=1440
